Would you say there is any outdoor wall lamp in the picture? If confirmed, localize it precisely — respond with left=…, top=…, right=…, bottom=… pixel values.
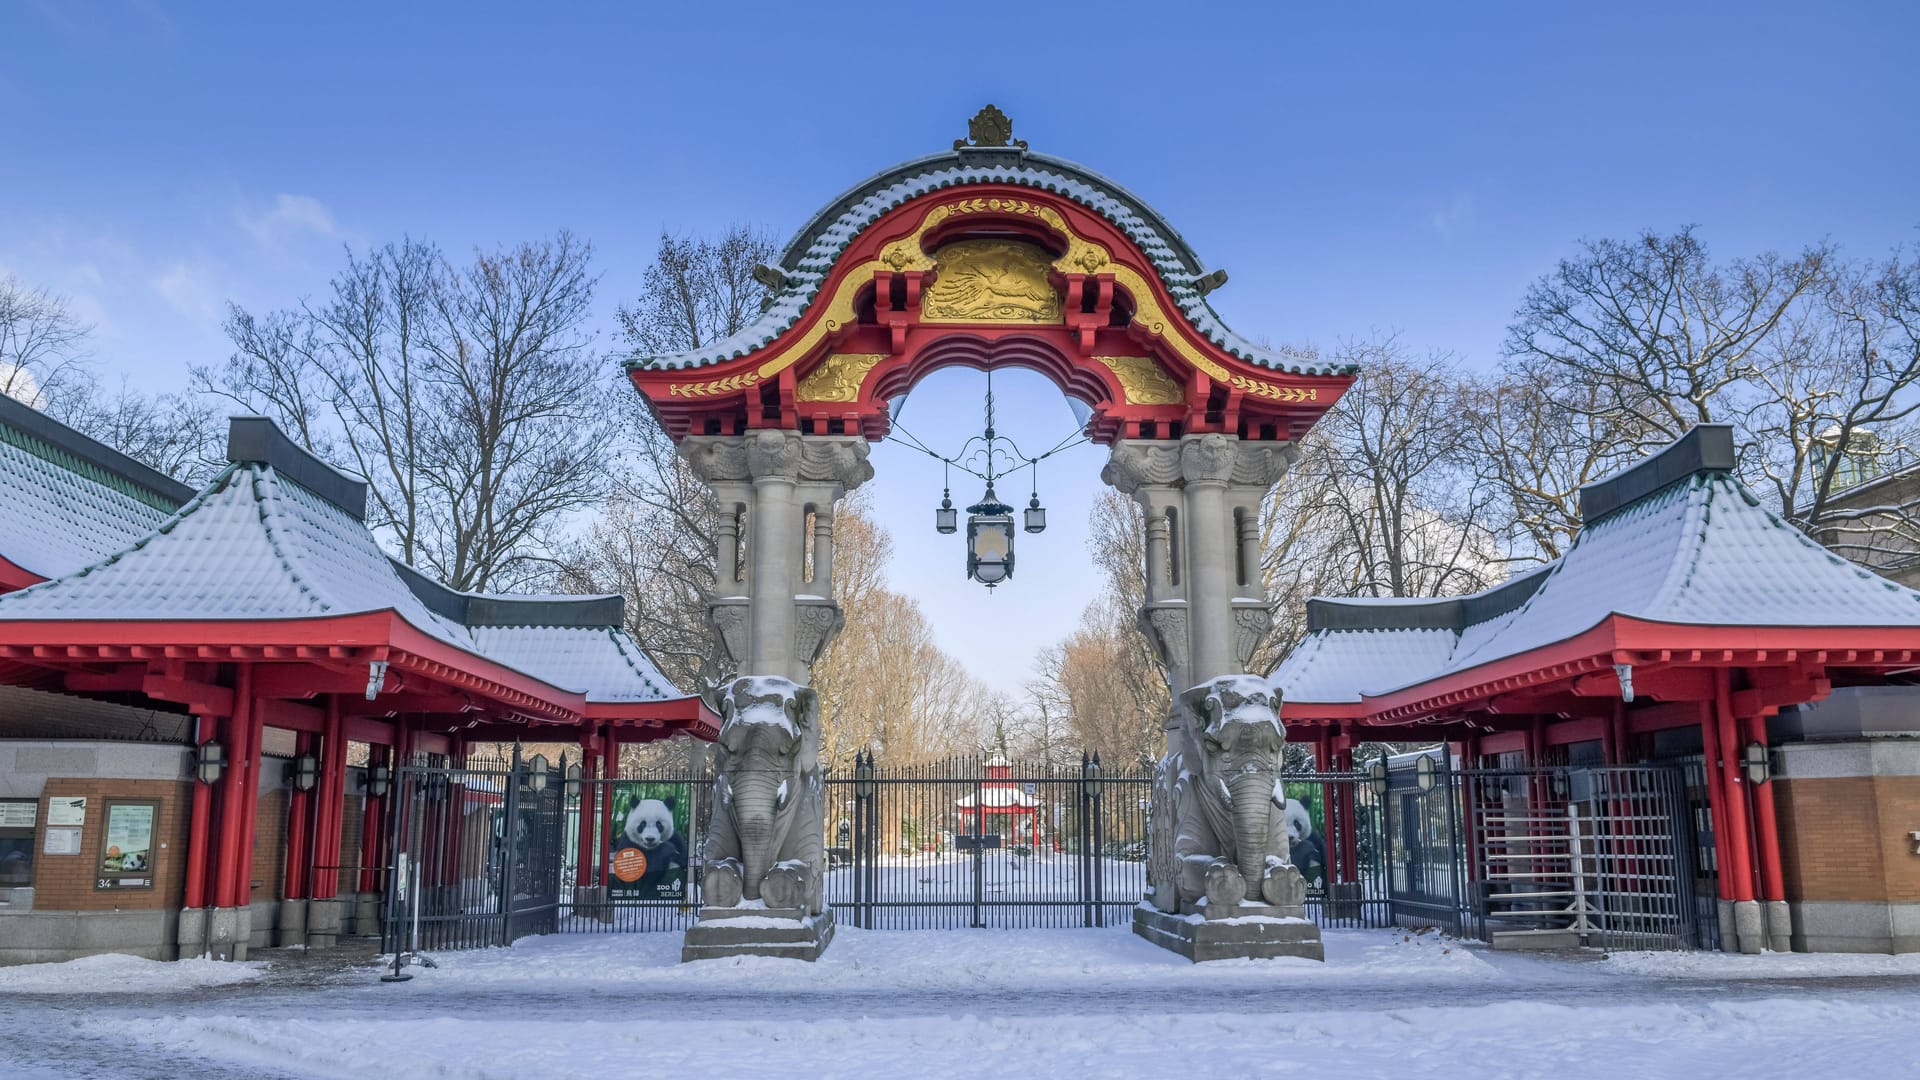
left=1368, top=758, right=1388, bottom=799
left=527, top=753, right=551, bottom=794
left=1743, top=741, right=1771, bottom=785
left=565, top=761, right=583, bottom=800
left=288, top=753, right=319, bottom=792
left=365, top=761, right=391, bottom=798
left=1081, top=752, right=1104, bottom=797
left=195, top=740, right=226, bottom=786
left=1415, top=752, right=1437, bottom=793
left=854, top=751, right=876, bottom=798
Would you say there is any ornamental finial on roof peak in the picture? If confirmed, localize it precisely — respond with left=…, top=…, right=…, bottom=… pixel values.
left=955, top=104, right=1027, bottom=151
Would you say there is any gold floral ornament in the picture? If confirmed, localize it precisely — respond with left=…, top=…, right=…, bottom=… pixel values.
left=796, top=353, right=887, bottom=403
left=1094, top=356, right=1184, bottom=405
left=954, top=104, right=1027, bottom=151
left=922, top=240, right=1063, bottom=324
left=668, top=372, right=760, bottom=397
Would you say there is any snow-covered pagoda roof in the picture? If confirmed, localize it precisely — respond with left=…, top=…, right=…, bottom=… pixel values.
left=626, top=145, right=1348, bottom=380
left=1273, top=425, right=1920, bottom=713
left=0, top=415, right=682, bottom=710
left=0, top=393, right=190, bottom=585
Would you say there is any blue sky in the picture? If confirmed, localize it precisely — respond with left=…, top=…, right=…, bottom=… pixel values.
left=3, top=2, right=1915, bottom=694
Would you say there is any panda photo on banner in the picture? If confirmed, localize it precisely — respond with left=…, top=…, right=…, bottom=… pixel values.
left=609, top=781, right=690, bottom=901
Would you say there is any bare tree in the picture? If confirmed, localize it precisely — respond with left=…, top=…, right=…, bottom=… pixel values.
left=45, top=378, right=226, bottom=483
left=616, top=227, right=776, bottom=354
left=0, top=276, right=92, bottom=407
left=201, top=234, right=610, bottom=591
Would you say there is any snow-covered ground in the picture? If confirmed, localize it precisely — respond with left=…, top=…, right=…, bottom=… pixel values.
left=4, top=927, right=1919, bottom=1079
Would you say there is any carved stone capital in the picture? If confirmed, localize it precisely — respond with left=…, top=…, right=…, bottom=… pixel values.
left=1139, top=602, right=1190, bottom=703
left=706, top=597, right=751, bottom=668
left=681, top=432, right=874, bottom=491
left=792, top=598, right=845, bottom=669
left=1231, top=602, right=1274, bottom=670
left=1104, top=435, right=1299, bottom=494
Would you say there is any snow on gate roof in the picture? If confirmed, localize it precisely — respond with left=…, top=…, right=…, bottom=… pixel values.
left=0, top=414, right=682, bottom=708
left=1271, top=425, right=1920, bottom=710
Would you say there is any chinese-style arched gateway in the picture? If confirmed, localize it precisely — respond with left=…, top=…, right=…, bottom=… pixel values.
left=6, top=109, right=1920, bottom=968
left=628, top=107, right=1353, bottom=961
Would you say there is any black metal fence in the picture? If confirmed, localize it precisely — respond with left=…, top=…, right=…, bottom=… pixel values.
left=382, top=748, right=564, bottom=954
left=382, top=750, right=1714, bottom=952
left=829, top=754, right=1149, bottom=929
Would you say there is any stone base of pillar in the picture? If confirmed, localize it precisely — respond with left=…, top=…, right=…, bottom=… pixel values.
left=276, top=898, right=309, bottom=947
left=353, top=890, right=382, bottom=936
left=1132, top=902, right=1324, bottom=963
left=176, top=907, right=208, bottom=960
left=573, top=885, right=610, bottom=922
left=1717, top=899, right=1738, bottom=953
left=206, top=906, right=250, bottom=962
left=682, top=906, right=835, bottom=962
left=1765, top=899, right=1793, bottom=953
left=307, top=897, right=343, bottom=948
left=1733, top=899, right=1765, bottom=954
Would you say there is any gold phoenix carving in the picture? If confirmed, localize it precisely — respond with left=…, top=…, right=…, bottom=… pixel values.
left=796, top=353, right=887, bottom=402
left=1094, top=355, right=1184, bottom=405
left=921, top=240, right=1063, bottom=324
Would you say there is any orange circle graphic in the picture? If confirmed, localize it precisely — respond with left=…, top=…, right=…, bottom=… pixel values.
left=611, top=847, right=648, bottom=883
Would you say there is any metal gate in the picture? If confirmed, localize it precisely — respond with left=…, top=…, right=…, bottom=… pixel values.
left=1462, top=764, right=1703, bottom=950
left=558, top=760, right=713, bottom=933
left=382, top=748, right=564, bottom=954
left=828, top=754, right=1149, bottom=929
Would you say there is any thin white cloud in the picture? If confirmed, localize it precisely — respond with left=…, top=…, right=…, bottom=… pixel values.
left=1428, top=190, right=1476, bottom=238
left=151, top=260, right=222, bottom=322
left=237, top=193, right=338, bottom=247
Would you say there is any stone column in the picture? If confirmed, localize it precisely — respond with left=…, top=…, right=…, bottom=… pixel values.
left=677, top=429, right=869, bottom=963
left=1179, top=436, right=1238, bottom=684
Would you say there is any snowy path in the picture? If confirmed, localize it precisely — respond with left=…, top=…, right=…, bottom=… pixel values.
left=6, top=928, right=1920, bottom=1079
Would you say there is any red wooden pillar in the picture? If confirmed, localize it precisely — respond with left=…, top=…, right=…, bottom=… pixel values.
left=599, top=726, right=619, bottom=889
left=311, top=695, right=348, bottom=899
left=576, top=735, right=599, bottom=888
left=282, top=731, right=314, bottom=902
left=1712, top=671, right=1758, bottom=902
left=214, top=665, right=260, bottom=910
left=1696, top=697, right=1748, bottom=903
left=358, top=743, right=388, bottom=894
left=184, top=713, right=218, bottom=910
left=1460, top=732, right=1480, bottom=890
left=1742, top=712, right=1787, bottom=904
left=1331, top=732, right=1357, bottom=885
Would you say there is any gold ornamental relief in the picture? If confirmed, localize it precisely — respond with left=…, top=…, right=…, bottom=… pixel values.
left=921, top=240, right=1063, bottom=324
left=1094, top=355, right=1184, bottom=405
left=796, top=352, right=887, bottom=403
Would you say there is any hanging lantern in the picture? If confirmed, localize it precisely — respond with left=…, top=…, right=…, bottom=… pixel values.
left=935, top=490, right=958, bottom=534
left=966, top=487, right=1015, bottom=587
left=1024, top=493, right=1047, bottom=534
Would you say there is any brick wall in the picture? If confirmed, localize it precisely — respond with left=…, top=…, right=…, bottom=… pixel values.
left=32, top=779, right=191, bottom=912
left=252, top=788, right=286, bottom=904
left=1776, top=775, right=1920, bottom=904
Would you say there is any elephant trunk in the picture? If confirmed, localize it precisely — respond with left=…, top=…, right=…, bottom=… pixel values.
left=1229, top=770, right=1277, bottom=889
left=729, top=769, right=785, bottom=900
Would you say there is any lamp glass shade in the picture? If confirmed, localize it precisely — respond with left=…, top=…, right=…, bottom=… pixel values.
left=935, top=506, right=958, bottom=534
left=1024, top=502, right=1047, bottom=534
left=196, top=741, right=226, bottom=786
left=528, top=753, right=550, bottom=793
left=1743, top=742, right=1770, bottom=785
left=1368, top=758, right=1388, bottom=797
left=366, top=763, right=390, bottom=797
left=1415, top=752, right=1436, bottom=793
left=967, top=515, right=1014, bottom=584
left=292, top=753, right=319, bottom=792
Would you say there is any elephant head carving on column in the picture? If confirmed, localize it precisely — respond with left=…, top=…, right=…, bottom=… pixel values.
left=703, top=676, right=825, bottom=914
left=1146, top=675, right=1303, bottom=914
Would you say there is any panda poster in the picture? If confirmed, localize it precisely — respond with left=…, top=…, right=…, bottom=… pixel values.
left=1279, top=782, right=1329, bottom=891
left=609, top=782, right=690, bottom=902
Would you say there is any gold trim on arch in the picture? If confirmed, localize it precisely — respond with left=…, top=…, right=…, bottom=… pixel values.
left=796, top=352, right=888, bottom=403
left=1093, top=355, right=1184, bottom=405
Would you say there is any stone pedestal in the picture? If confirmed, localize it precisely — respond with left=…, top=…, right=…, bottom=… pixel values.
left=352, top=890, right=382, bottom=936
left=1765, top=899, right=1792, bottom=953
left=206, top=906, right=249, bottom=962
left=1133, top=901, right=1324, bottom=963
left=307, top=897, right=343, bottom=948
left=1734, top=899, right=1764, bottom=955
left=682, top=906, right=835, bottom=963
left=176, top=907, right=208, bottom=960
left=276, top=898, right=308, bottom=947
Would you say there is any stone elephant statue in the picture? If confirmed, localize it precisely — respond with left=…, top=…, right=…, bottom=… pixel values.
left=1146, top=674, right=1303, bottom=913
left=703, top=676, right=826, bottom=915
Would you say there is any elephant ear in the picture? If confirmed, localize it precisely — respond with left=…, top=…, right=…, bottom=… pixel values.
left=1178, top=684, right=1214, bottom=728
left=793, top=687, right=820, bottom=731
